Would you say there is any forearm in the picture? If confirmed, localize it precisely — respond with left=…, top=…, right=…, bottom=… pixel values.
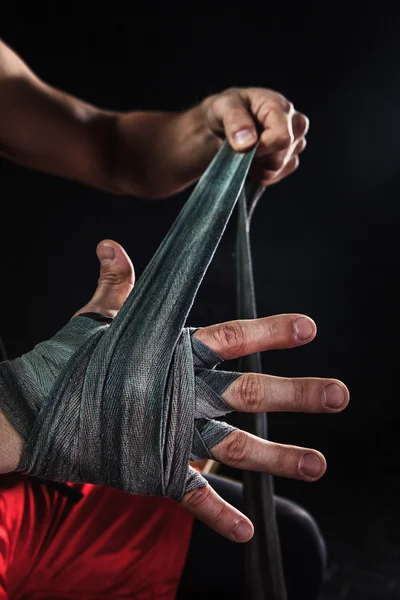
left=111, top=103, right=220, bottom=198
left=1, top=91, right=218, bottom=199
left=0, top=40, right=119, bottom=193
left=0, top=40, right=220, bottom=199
left=0, top=79, right=120, bottom=193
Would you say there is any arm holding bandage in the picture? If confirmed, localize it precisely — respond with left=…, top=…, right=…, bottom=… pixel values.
left=0, top=39, right=306, bottom=199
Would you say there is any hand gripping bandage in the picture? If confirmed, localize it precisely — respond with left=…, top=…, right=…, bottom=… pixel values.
left=0, top=142, right=256, bottom=500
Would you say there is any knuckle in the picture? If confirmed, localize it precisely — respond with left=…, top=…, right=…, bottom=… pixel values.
left=214, top=322, right=246, bottom=357
left=281, top=99, right=294, bottom=113
left=266, top=319, right=280, bottom=343
left=239, top=373, right=263, bottom=412
left=221, top=431, right=249, bottom=467
left=210, top=502, right=226, bottom=528
left=292, top=380, right=306, bottom=411
left=229, top=114, right=251, bottom=130
left=270, top=92, right=292, bottom=112
left=273, top=444, right=289, bottom=475
left=184, top=484, right=212, bottom=509
left=98, top=270, right=125, bottom=287
left=223, top=86, right=240, bottom=97
left=213, top=88, right=241, bottom=109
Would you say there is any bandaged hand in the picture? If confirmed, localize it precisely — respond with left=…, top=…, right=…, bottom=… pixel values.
left=0, top=240, right=349, bottom=543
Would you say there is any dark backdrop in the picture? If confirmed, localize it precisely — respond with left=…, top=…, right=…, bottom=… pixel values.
left=1, top=6, right=399, bottom=598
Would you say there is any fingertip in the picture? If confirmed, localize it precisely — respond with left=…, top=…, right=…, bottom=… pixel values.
left=95, top=239, right=135, bottom=284
left=97, top=240, right=116, bottom=266
left=299, top=451, right=327, bottom=482
left=233, top=519, right=254, bottom=543
left=324, top=380, right=350, bottom=411
left=293, top=316, right=317, bottom=342
left=182, top=483, right=254, bottom=543
left=97, top=239, right=117, bottom=251
left=231, top=128, right=258, bottom=151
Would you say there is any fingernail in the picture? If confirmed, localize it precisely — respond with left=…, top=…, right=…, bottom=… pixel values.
left=233, top=129, right=256, bottom=147
left=234, top=520, right=253, bottom=542
left=299, top=453, right=323, bottom=478
left=324, top=383, right=346, bottom=409
left=99, top=244, right=115, bottom=265
left=293, top=317, right=314, bottom=341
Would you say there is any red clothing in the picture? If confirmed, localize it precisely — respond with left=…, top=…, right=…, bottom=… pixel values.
left=0, top=474, right=194, bottom=599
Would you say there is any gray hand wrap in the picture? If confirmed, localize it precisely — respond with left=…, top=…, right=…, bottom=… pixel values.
left=0, top=315, right=241, bottom=500
left=0, top=142, right=256, bottom=501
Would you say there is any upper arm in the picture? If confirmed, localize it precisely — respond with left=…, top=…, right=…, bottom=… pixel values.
left=0, top=39, right=118, bottom=191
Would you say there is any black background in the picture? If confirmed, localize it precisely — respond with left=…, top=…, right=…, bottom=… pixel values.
left=1, top=5, right=400, bottom=598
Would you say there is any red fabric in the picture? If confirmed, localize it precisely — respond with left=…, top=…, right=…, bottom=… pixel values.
left=0, top=474, right=194, bottom=599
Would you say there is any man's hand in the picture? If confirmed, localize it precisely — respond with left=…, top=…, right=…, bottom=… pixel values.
left=0, top=239, right=349, bottom=541
left=202, top=87, right=308, bottom=187
left=73, top=241, right=348, bottom=543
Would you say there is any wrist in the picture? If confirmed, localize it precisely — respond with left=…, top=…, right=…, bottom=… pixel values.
left=111, top=101, right=222, bottom=199
left=168, top=100, right=221, bottom=182
left=0, top=408, right=23, bottom=473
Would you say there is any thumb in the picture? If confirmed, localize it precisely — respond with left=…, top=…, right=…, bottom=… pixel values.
left=207, top=90, right=258, bottom=152
left=73, top=239, right=135, bottom=319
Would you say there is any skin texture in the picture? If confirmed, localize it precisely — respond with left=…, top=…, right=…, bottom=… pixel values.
left=0, top=40, right=349, bottom=541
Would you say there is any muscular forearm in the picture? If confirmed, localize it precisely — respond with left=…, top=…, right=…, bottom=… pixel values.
left=0, top=40, right=219, bottom=199
left=111, top=104, right=220, bottom=198
left=0, top=81, right=218, bottom=199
